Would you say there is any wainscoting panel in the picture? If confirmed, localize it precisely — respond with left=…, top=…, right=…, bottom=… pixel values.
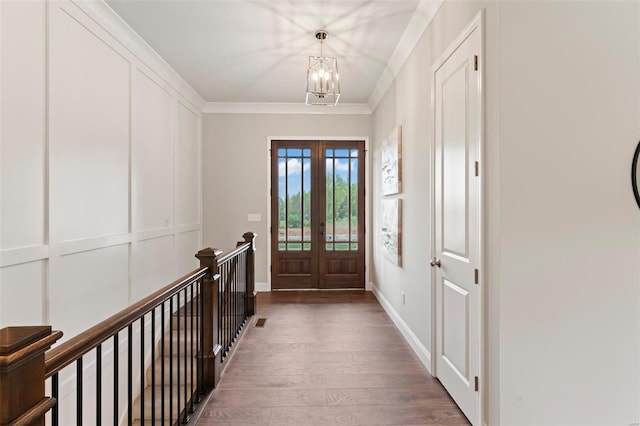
left=51, top=244, right=129, bottom=340
left=0, top=0, right=47, bottom=250
left=131, top=234, right=175, bottom=301
left=49, top=2, right=131, bottom=243
left=0, top=0, right=204, bottom=334
left=175, top=102, right=200, bottom=227
left=133, top=69, right=175, bottom=232
left=175, top=230, right=200, bottom=277
left=0, top=260, right=46, bottom=325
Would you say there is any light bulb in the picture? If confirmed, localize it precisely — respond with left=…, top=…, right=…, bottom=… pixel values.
left=319, top=69, right=325, bottom=77
left=324, top=73, right=330, bottom=81
left=312, top=72, right=318, bottom=81
left=335, top=73, right=339, bottom=81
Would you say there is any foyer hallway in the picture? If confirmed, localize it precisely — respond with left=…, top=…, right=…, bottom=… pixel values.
left=198, top=291, right=470, bottom=425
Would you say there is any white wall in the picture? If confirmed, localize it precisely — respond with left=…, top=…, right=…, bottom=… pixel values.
left=0, top=0, right=203, bottom=339
left=497, top=2, right=639, bottom=425
left=370, top=1, right=501, bottom=423
left=370, top=1, right=640, bottom=425
left=202, top=113, right=371, bottom=287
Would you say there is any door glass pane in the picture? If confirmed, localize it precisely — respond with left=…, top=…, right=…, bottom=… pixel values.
left=277, top=148, right=311, bottom=251
left=334, top=157, right=349, bottom=242
left=278, top=158, right=286, bottom=243
left=325, top=157, right=334, bottom=248
left=287, top=157, right=301, bottom=247
left=350, top=158, right=358, bottom=243
left=303, top=157, right=311, bottom=242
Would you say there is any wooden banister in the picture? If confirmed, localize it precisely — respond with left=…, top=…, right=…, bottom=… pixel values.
left=44, top=267, right=207, bottom=378
left=0, top=326, right=62, bottom=426
left=0, top=231, right=257, bottom=425
left=243, top=232, right=257, bottom=316
left=218, top=242, right=249, bottom=265
left=195, top=247, right=223, bottom=388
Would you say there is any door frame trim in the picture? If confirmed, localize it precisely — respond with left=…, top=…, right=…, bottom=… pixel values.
left=429, top=10, right=484, bottom=425
left=265, top=136, right=371, bottom=292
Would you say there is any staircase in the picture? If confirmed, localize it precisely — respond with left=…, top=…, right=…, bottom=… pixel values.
left=131, top=300, right=200, bottom=426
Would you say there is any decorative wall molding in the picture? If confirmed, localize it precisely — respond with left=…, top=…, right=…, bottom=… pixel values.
left=367, top=0, right=444, bottom=111
left=371, top=282, right=432, bottom=374
left=59, top=234, right=133, bottom=256
left=174, top=223, right=201, bottom=235
left=70, top=0, right=205, bottom=111
left=0, top=245, right=50, bottom=268
left=202, top=102, right=371, bottom=115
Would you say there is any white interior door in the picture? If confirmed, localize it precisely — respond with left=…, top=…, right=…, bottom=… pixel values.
left=432, top=19, right=482, bottom=425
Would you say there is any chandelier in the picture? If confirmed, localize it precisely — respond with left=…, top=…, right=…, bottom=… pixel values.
left=305, top=30, right=340, bottom=106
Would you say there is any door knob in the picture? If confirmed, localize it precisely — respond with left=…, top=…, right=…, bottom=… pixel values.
left=430, top=258, right=441, bottom=268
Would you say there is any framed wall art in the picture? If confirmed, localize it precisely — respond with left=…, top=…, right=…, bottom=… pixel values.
left=381, top=125, right=402, bottom=195
left=381, top=198, right=402, bottom=266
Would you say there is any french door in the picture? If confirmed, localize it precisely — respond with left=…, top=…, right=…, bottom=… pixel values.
left=271, top=140, right=365, bottom=289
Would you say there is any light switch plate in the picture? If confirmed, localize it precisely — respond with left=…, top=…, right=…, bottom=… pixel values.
left=247, top=213, right=262, bottom=222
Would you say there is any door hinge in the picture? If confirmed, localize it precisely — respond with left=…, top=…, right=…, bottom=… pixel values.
left=474, top=55, right=479, bottom=71
left=474, top=376, right=479, bottom=391
left=474, top=161, right=479, bottom=177
left=270, top=187, right=272, bottom=196
left=270, top=226, right=272, bottom=234
left=270, top=264, right=272, bottom=272
left=474, top=269, right=479, bottom=285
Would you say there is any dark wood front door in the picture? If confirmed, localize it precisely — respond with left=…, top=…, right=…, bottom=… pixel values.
left=271, top=140, right=365, bottom=289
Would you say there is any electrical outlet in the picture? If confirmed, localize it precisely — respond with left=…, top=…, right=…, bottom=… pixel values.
left=401, top=292, right=405, bottom=305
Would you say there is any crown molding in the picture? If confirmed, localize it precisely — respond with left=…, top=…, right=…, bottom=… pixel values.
left=72, top=0, right=206, bottom=110
left=367, top=0, right=444, bottom=112
left=202, top=102, right=371, bottom=115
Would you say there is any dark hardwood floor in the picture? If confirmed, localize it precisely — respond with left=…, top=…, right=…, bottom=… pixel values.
left=198, top=291, right=470, bottom=425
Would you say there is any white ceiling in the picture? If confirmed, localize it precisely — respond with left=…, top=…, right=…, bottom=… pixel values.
left=107, top=0, right=439, bottom=106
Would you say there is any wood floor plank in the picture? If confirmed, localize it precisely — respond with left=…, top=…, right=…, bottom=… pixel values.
left=211, top=388, right=327, bottom=408
left=268, top=404, right=468, bottom=425
left=224, top=360, right=428, bottom=376
left=204, top=291, right=470, bottom=425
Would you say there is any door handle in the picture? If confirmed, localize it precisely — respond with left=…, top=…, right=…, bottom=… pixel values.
left=320, top=231, right=324, bottom=236
left=430, top=258, right=441, bottom=268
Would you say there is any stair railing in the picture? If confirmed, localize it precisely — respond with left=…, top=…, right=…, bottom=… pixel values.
left=0, top=231, right=256, bottom=426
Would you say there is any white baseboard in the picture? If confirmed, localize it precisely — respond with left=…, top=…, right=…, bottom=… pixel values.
left=255, top=281, right=269, bottom=292
left=370, top=282, right=432, bottom=374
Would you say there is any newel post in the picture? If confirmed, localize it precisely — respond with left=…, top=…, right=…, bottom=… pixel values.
left=0, top=326, right=62, bottom=426
left=195, top=248, right=223, bottom=389
left=243, top=231, right=257, bottom=316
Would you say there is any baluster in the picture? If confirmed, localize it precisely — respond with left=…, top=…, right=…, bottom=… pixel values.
left=182, top=287, right=189, bottom=424
left=177, top=292, right=182, bottom=422
left=169, top=297, right=174, bottom=424
left=140, top=316, right=145, bottom=424
left=113, top=334, right=119, bottom=426
left=189, top=283, right=196, bottom=413
left=127, top=325, right=133, bottom=426
left=77, top=357, right=83, bottom=425
left=161, top=302, right=166, bottom=424
left=197, top=277, right=204, bottom=398
left=96, top=344, right=102, bottom=426
left=52, top=373, right=60, bottom=426
left=151, top=309, right=156, bottom=426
